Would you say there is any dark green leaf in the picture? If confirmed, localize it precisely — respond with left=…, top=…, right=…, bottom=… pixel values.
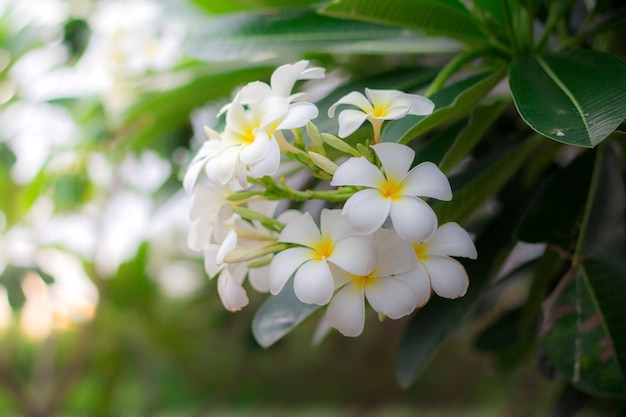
left=321, top=0, right=487, bottom=44
left=520, top=145, right=626, bottom=396
left=509, top=50, right=626, bottom=147
left=438, top=98, right=509, bottom=174
left=435, top=135, right=541, bottom=225
left=252, top=278, right=320, bottom=348
left=475, top=307, right=523, bottom=352
left=188, top=8, right=460, bottom=62
left=382, top=69, right=507, bottom=144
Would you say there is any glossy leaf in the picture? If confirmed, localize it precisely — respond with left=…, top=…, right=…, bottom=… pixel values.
left=382, top=69, right=507, bottom=144
left=509, top=50, right=626, bottom=147
left=321, top=0, right=487, bottom=44
left=518, top=146, right=626, bottom=396
left=187, top=8, right=460, bottom=62
left=252, top=278, right=321, bottom=348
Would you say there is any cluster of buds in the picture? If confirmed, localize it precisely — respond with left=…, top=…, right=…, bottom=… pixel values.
left=184, top=61, right=477, bottom=337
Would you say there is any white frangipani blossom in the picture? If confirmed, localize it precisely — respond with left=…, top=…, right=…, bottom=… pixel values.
left=326, top=229, right=419, bottom=337
left=328, top=88, right=434, bottom=140
left=237, top=59, right=325, bottom=105
left=331, top=142, right=452, bottom=243
left=269, top=209, right=378, bottom=306
left=408, top=222, right=478, bottom=302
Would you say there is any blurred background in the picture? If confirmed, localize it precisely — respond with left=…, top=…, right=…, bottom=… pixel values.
left=0, top=0, right=612, bottom=415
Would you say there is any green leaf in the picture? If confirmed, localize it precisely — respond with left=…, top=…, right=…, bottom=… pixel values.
left=382, top=68, right=507, bottom=144
left=434, top=135, right=541, bottom=225
left=519, top=145, right=626, bottom=396
left=438, top=98, right=509, bottom=174
left=191, top=0, right=320, bottom=14
left=252, top=278, right=320, bottom=348
left=0, top=265, right=55, bottom=310
left=321, top=0, right=487, bottom=44
left=509, top=50, right=626, bottom=147
left=187, top=8, right=460, bottom=62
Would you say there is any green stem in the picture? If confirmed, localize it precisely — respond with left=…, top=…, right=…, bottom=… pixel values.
left=425, top=48, right=500, bottom=97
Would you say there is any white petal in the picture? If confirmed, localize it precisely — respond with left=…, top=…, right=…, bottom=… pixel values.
left=326, top=283, right=365, bottom=337
left=365, top=277, right=417, bottom=319
left=239, top=129, right=271, bottom=165
left=365, top=88, right=402, bottom=109
left=395, top=263, right=431, bottom=307
left=328, top=91, right=372, bottom=117
left=187, top=215, right=212, bottom=252
left=428, top=222, right=477, bottom=259
left=389, top=197, right=438, bottom=242
left=277, top=102, right=318, bottom=130
left=217, top=270, right=249, bottom=312
left=403, top=93, right=435, bottom=116
left=248, top=264, right=270, bottom=292
left=331, top=157, right=385, bottom=188
left=238, top=81, right=273, bottom=104
left=330, top=236, right=378, bottom=276
left=372, top=142, right=414, bottom=182
left=402, top=161, right=452, bottom=200
left=293, top=259, right=334, bottom=305
left=189, top=183, right=218, bottom=220
left=269, top=247, right=314, bottom=295
left=278, top=211, right=321, bottom=246
left=373, top=104, right=410, bottom=120
left=216, top=229, right=237, bottom=264
left=337, top=109, right=369, bottom=138
left=211, top=146, right=240, bottom=185
left=425, top=256, right=469, bottom=299
left=372, top=229, right=418, bottom=276
left=203, top=244, right=222, bottom=277
left=319, top=208, right=357, bottom=242
left=256, top=96, right=289, bottom=128
left=342, top=189, right=391, bottom=234
left=248, top=136, right=280, bottom=178
left=270, top=60, right=308, bottom=97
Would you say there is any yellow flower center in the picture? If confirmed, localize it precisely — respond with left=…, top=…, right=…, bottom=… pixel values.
left=378, top=176, right=403, bottom=201
left=412, top=242, right=429, bottom=261
left=311, top=236, right=334, bottom=261
left=352, top=268, right=378, bottom=289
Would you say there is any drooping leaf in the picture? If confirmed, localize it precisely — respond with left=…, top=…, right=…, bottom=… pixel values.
left=187, top=8, right=460, bottom=62
left=382, top=68, right=507, bottom=144
left=252, top=278, right=321, bottom=348
left=518, top=145, right=626, bottom=397
left=0, top=265, right=55, bottom=310
left=509, top=50, right=626, bottom=147
left=321, top=0, right=488, bottom=44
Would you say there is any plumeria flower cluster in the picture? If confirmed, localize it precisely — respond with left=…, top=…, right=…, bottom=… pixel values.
left=184, top=60, right=477, bottom=338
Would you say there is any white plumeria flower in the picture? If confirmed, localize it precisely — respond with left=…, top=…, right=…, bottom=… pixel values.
left=269, top=209, right=378, bottom=306
left=331, top=142, right=451, bottom=243
left=326, top=229, right=419, bottom=337
left=208, top=94, right=318, bottom=186
left=407, top=222, right=478, bottom=302
left=328, top=88, right=434, bottom=141
left=183, top=127, right=221, bottom=193
left=187, top=180, right=240, bottom=252
left=237, top=60, right=325, bottom=105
